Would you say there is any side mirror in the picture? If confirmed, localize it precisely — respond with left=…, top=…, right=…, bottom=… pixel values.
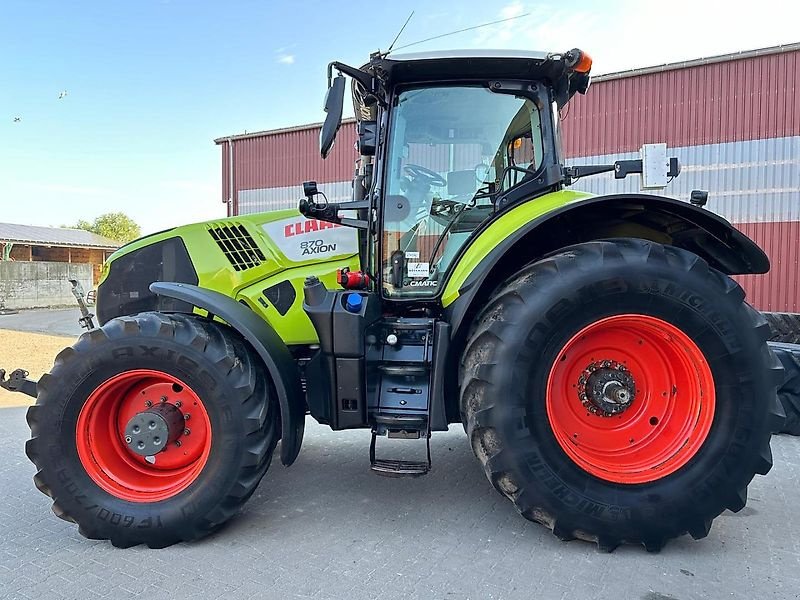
left=320, top=75, right=346, bottom=159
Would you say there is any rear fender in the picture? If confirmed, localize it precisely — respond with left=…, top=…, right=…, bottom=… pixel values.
left=446, top=194, right=768, bottom=336
left=150, top=282, right=305, bottom=466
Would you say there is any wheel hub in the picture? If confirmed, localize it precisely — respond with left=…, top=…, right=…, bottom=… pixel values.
left=578, top=360, right=636, bottom=416
left=124, top=402, right=185, bottom=457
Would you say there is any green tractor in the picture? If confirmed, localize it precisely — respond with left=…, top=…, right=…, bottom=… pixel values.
left=11, top=49, right=786, bottom=551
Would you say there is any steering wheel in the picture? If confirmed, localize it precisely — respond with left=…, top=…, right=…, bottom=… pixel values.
left=430, top=198, right=463, bottom=217
left=403, top=164, right=446, bottom=187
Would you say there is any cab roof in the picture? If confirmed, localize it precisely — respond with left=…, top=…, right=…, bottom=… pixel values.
left=366, top=49, right=573, bottom=88
left=388, top=49, right=550, bottom=61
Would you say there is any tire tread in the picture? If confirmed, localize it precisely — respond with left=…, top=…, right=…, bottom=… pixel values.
left=25, top=311, right=279, bottom=548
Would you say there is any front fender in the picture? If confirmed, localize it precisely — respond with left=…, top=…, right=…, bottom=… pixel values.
left=150, top=282, right=305, bottom=466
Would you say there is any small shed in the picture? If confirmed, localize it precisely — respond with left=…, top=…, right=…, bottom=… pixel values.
left=0, top=222, right=120, bottom=284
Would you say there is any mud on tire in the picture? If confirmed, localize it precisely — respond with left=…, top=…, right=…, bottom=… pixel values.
left=459, top=239, right=784, bottom=551
left=25, top=312, right=279, bottom=548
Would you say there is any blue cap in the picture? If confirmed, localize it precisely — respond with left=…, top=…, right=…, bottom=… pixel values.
left=345, top=293, right=363, bottom=313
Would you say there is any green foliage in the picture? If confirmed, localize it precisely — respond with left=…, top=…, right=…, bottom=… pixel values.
left=70, top=212, right=142, bottom=243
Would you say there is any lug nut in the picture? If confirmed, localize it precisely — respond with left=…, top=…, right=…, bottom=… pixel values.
left=184, top=428, right=191, bottom=436
left=175, top=401, right=182, bottom=408
left=144, top=400, right=152, bottom=407
left=160, top=396, right=167, bottom=403
left=124, top=435, right=132, bottom=444
left=175, top=440, right=182, bottom=447
left=184, top=413, right=190, bottom=421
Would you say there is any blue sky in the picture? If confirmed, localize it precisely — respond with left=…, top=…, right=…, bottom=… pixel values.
left=2, top=0, right=799, bottom=233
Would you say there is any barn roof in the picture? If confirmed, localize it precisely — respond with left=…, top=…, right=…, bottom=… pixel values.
left=0, top=222, right=120, bottom=250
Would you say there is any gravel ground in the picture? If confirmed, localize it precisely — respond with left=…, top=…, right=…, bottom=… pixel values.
left=0, top=308, right=86, bottom=337
left=1, top=410, right=799, bottom=600
left=0, top=330, right=72, bottom=408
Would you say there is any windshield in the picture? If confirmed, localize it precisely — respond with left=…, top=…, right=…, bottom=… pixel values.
left=381, top=85, right=543, bottom=298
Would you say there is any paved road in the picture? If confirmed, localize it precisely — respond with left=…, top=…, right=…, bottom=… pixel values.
left=1, top=409, right=799, bottom=600
left=0, top=308, right=85, bottom=338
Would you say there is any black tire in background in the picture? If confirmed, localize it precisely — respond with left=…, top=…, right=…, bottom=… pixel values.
left=764, top=312, right=800, bottom=345
left=460, top=239, right=784, bottom=552
left=770, top=342, right=800, bottom=436
left=26, top=312, right=279, bottom=548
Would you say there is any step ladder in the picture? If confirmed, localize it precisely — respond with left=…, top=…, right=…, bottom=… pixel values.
left=369, top=415, right=431, bottom=477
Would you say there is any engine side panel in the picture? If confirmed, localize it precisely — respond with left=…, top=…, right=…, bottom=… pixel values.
left=97, top=209, right=361, bottom=345
left=236, top=256, right=360, bottom=345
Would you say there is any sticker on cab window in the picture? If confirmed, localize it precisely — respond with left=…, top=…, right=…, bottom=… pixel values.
left=407, top=262, right=430, bottom=278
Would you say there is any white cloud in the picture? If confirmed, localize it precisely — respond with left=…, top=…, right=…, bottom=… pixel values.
left=274, top=44, right=298, bottom=65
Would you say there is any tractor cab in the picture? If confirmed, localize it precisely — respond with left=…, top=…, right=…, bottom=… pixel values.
left=301, top=50, right=591, bottom=302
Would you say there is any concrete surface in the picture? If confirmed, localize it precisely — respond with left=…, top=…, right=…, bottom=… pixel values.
left=0, top=261, right=92, bottom=311
left=1, top=410, right=799, bottom=600
left=0, top=307, right=85, bottom=338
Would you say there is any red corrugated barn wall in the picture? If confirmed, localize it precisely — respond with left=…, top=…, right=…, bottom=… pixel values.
left=217, top=122, right=358, bottom=216
left=560, top=45, right=800, bottom=312
left=217, top=44, right=800, bottom=312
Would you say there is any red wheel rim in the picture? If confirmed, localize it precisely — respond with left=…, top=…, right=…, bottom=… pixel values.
left=76, top=370, right=212, bottom=502
left=546, top=315, right=715, bottom=484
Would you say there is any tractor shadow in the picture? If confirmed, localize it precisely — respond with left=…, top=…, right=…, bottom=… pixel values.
left=215, top=418, right=734, bottom=559
left=219, top=418, right=539, bottom=544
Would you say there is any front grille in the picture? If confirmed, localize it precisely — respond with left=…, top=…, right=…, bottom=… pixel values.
left=208, top=223, right=266, bottom=271
left=96, top=237, right=198, bottom=325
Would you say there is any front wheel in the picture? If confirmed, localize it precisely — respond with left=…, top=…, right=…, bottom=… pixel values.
left=26, top=312, right=279, bottom=548
left=460, top=239, right=784, bottom=551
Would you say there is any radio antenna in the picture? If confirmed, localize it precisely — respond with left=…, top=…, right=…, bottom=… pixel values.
left=390, top=12, right=530, bottom=53
left=385, top=11, right=415, bottom=56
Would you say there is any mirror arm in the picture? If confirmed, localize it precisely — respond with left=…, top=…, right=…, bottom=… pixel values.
left=299, top=192, right=371, bottom=230
left=562, top=158, right=679, bottom=185
left=563, top=160, right=643, bottom=185
left=328, top=61, right=386, bottom=107
left=329, top=61, right=372, bottom=90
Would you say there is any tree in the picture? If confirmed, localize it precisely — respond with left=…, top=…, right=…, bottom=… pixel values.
left=70, top=212, right=142, bottom=243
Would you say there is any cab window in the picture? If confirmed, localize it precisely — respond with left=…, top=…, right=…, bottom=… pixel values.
left=381, top=85, right=543, bottom=298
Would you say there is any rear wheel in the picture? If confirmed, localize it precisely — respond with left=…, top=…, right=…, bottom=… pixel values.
left=26, top=312, right=279, bottom=548
left=460, top=239, right=784, bottom=551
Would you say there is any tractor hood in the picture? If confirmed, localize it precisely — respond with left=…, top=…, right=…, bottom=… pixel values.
left=95, top=210, right=359, bottom=326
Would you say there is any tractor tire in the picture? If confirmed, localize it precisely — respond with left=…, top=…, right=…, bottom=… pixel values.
left=26, top=312, right=279, bottom=548
left=460, top=239, right=784, bottom=552
left=764, top=312, right=800, bottom=345
left=771, top=342, right=800, bottom=436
